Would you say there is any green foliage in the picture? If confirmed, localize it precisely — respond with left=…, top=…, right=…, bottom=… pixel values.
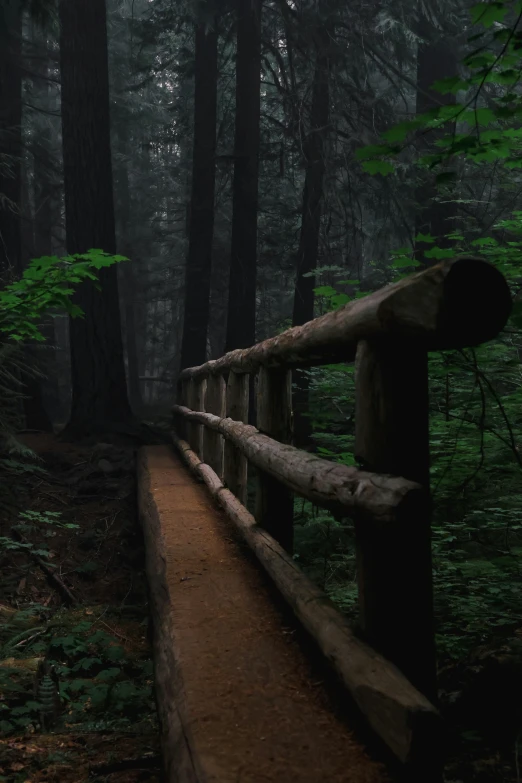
left=0, top=510, right=79, bottom=566
left=0, top=249, right=128, bottom=343
left=297, top=230, right=522, bottom=664
left=0, top=610, right=155, bottom=736
left=357, top=1, right=522, bottom=188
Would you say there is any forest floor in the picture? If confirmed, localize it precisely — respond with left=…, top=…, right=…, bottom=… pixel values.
left=1, top=433, right=520, bottom=783
left=0, top=433, right=160, bottom=783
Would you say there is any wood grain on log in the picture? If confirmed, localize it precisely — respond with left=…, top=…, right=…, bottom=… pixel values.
left=355, top=340, right=436, bottom=703
left=174, top=379, right=188, bottom=440
left=255, top=367, right=294, bottom=551
left=223, top=371, right=249, bottom=504
left=171, top=405, right=425, bottom=525
left=203, top=374, right=225, bottom=478
left=179, top=256, right=511, bottom=379
left=187, top=378, right=205, bottom=458
left=137, top=449, right=204, bottom=783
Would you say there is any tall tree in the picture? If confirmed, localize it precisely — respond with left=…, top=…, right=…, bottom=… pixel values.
left=179, top=9, right=218, bottom=371
left=22, top=31, right=58, bottom=431
left=224, top=0, right=262, bottom=353
left=59, top=0, right=133, bottom=435
left=414, top=12, right=459, bottom=264
left=291, top=23, right=330, bottom=447
left=112, top=76, right=144, bottom=413
left=0, top=0, right=23, bottom=278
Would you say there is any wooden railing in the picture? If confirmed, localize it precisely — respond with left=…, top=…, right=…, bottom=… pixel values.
left=172, top=255, right=511, bottom=770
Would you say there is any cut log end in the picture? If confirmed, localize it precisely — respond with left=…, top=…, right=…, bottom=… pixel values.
left=436, top=255, right=512, bottom=348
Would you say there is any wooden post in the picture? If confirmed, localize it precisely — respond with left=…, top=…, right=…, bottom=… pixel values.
left=354, top=338, right=437, bottom=704
left=255, top=367, right=294, bottom=552
left=174, top=378, right=187, bottom=439
left=204, top=374, right=225, bottom=478
left=188, top=377, right=206, bottom=458
left=224, top=371, right=249, bottom=504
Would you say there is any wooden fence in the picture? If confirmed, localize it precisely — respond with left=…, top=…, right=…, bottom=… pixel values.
left=171, top=255, right=511, bottom=769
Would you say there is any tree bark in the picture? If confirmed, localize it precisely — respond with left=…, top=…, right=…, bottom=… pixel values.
left=113, top=104, right=143, bottom=414
left=22, top=29, right=54, bottom=432
left=179, top=257, right=512, bottom=377
left=224, top=0, right=262, bottom=353
left=59, top=0, right=133, bottom=436
left=414, top=15, right=458, bottom=264
left=291, top=26, right=330, bottom=447
left=179, top=12, right=218, bottom=372
left=172, top=403, right=425, bottom=524
left=0, top=0, right=22, bottom=279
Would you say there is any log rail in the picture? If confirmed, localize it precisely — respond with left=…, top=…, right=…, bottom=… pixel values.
left=171, top=256, right=512, bottom=772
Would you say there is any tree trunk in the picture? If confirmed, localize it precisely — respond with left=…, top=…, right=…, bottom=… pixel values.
left=179, top=11, right=218, bottom=371
left=59, top=0, right=133, bottom=436
left=0, top=0, right=22, bottom=279
left=123, top=277, right=143, bottom=414
left=18, top=28, right=53, bottom=432
left=291, top=29, right=330, bottom=448
left=114, top=110, right=143, bottom=414
left=414, top=15, right=458, bottom=264
left=225, top=0, right=262, bottom=353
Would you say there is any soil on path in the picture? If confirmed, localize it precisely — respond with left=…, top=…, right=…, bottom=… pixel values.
left=141, top=445, right=393, bottom=783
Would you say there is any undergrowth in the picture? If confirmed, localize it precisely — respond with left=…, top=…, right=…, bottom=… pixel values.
left=0, top=607, right=154, bottom=738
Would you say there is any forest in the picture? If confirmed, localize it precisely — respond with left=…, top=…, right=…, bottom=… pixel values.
left=0, top=0, right=522, bottom=781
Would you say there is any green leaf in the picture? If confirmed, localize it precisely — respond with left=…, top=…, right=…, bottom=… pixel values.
left=314, top=285, right=337, bottom=296
left=390, top=256, right=420, bottom=268
left=414, top=233, right=436, bottom=244
left=503, top=127, right=522, bottom=139
left=470, top=2, right=508, bottom=28
left=472, top=144, right=510, bottom=161
left=96, top=668, right=122, bottom=682
left=464, top=52, right=498, bottom=68
left=330, top=293, right=351, bottom=308
left=496, top=68, right=520, bottom=85
left=355, top=144, right=397, bottom=161
left=105, top=645, right=125, bottom=661
left=471, top=237, right=498, bottom=247
left=423, top=247, right=457, bottom=259
left=381, top=119, right=425, bottom=143
left=432, top=76, right=469, bottom=94
left=460, top=107, right=497, bottom=126
left=361, top=160, right=395, bottom=176
left=504, top=158, right=522, bottom=168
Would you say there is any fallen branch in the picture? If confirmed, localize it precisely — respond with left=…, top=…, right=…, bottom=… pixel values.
left=11, top=529, right=78, bottom=606
left=89, top=754, right=161, bottom=776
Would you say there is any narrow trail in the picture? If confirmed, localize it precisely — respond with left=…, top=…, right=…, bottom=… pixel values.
left=140, top=445, right=393, bottom=783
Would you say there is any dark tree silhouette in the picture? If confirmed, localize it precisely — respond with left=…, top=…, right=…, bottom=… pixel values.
left=59, top=0, right=133, bottom=435
left=225, top=0, right=262, bottom=353
left=0, top=1, right=22, bottom=278
left=180, top=10, right=218, bottom=371
left=291, top=24, right=330, bottom=447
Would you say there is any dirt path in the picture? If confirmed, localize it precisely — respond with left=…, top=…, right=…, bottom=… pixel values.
left=0, top=434, right=160, bottom=783
left=140, top=445, right=392, bottom=783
